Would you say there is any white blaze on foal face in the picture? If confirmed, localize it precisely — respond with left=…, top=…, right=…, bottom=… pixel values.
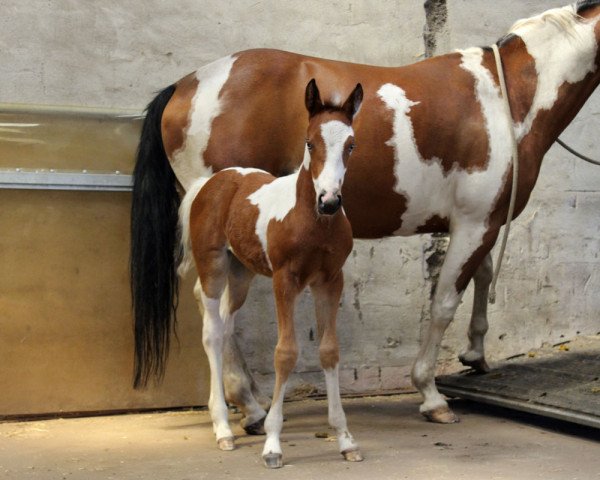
left=305, top=119, right=355, bottom=214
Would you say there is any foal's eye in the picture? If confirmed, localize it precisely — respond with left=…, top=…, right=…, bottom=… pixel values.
left=348, top=143, right=355, bottom=154
left=306, top=142, right=313, bottom=151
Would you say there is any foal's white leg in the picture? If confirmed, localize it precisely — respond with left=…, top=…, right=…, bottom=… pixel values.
left=312, top=275, right=362, bottom=462
left=459, top=253, right=493, bottom=372
left=324, top=366, right=362, bottom=461
left=194, top=280, right=235, bottom=450
left=411, top=225, right=498, bottom=423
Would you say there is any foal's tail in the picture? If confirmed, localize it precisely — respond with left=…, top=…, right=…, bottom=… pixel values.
left=130, top=84, right=179, bottom=389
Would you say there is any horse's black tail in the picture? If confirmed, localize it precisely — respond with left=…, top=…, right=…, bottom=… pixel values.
left=130, top=84, right=180, bottom=389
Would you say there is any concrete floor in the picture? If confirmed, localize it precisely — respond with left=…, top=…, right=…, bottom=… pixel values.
left=0, top=394, right=598, bottom=480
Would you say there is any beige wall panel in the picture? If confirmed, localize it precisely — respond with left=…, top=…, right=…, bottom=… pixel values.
left=0, top=189, right=208, bottom=416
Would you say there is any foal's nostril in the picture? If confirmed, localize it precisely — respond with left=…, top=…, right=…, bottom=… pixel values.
left=318, top=193, right=342, bottom=215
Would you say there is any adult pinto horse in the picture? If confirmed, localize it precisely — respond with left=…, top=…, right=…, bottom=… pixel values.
left=131, top=1, right=600, bottom=428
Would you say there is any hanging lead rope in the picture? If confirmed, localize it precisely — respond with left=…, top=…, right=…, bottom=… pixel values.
left=556, top=138, right=600, bottom=166
left=489, top=44, right=519, bottom=304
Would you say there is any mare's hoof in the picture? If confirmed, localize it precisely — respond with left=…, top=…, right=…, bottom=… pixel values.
left=459, top=353, right=491, bottom=373
left=263, top=453, right=283, bottom=469
left=422, top=406, right=460, bottom=424
left=243, top=416, right=266, bottom=436
left=217, top=436, right=235, bottom=451
left=342, top=448, right=364, bottom=462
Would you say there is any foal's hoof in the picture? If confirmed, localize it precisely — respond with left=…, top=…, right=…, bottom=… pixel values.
left=422, top=406, right=460, bottom=424
left=459, top=353, right=491, bottom=373
left=243, top=416, right=266, bottom=436
left=217, top=436, right=235, bottom=451
left=263, top=453, right=283, bottom=469
left=342, top=448, right=364, bottom=462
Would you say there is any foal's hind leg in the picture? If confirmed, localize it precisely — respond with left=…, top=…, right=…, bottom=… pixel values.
left=311, top=273, right=362, bottom=462
left=194, top=250, right=235, bottom=450
left=220, top=255, right=269, bottom=435
left=411, top=224, right=499, bottom=424
left=459, top=253, right=493, bottom=373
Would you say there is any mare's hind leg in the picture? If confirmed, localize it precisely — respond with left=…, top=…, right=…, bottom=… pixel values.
left=311, top=272, right=362, bottom=462
left=220, top=254, right=269, bottom=435
left=194, top=249, right=235, bottom=450
left=411, top=224, right=499, bottom=424
left=459, top=253, right=493, bottom=373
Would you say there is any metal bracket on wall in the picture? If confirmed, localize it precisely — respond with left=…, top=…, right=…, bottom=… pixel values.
left=0, top=168, right=133, bottom=192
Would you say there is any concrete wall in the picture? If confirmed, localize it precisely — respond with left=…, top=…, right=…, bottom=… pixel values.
left=2, top=0, right=599, bottom=400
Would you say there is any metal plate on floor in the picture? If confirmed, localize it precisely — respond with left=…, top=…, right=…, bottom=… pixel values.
left=436, top=336, right=600, bottom=429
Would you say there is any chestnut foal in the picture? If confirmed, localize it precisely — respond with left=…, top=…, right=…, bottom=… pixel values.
left=178, top=80, right=363, bottom=468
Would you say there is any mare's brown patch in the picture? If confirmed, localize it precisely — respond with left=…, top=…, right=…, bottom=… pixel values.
left=203, top=50, right=308, bottom=175
left=162, top=73, right=199, bottom=159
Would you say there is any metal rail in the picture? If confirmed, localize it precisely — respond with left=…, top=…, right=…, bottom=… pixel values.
left=0, top=169, right=133, bottom=192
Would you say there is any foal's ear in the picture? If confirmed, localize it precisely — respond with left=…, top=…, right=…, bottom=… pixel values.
left=305, top=79, right=323, bottom=117
left=343, top=83, right=363, bottom=119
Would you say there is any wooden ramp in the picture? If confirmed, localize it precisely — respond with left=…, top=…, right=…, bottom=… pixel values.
left=436, top=335, right=600, bottom=429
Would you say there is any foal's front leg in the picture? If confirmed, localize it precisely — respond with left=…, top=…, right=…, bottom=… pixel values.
left=262, top=270, right=301, bottom=469
left=311, top=273, right=362, bottom=462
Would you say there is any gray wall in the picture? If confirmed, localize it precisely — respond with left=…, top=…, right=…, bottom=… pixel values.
left=3, top=1, right=599, bottom=397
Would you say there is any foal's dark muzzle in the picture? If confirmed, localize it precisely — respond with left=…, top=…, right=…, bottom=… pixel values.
left=318, top=193, right=342, bottom=215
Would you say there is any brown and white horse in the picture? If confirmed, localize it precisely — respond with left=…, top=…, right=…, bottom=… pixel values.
left=177, top=80, right=363, bottom=467
left=131, top=1, right=600, bottom=427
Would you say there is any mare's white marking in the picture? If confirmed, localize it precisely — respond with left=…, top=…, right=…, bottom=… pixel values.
left=510, top=5, right=599, bottom=140
left=178, top=176, right=211, bottom=277
left=247, top=173, right=298, bottom=269
left=171, top=55, right=237, bottom=190
left=222, top=166, right=267, bottom=175
left=314, top=120, right=353, bottom=195
left=378, top=47, right=512, bottom=239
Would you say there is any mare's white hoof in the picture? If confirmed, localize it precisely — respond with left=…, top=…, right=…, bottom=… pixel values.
left=217, top=436, right=235, bottom=451
left=422, top=406, right=460, bottom=424
left=263, top=453, right=283, bottom=469
left=342, top=448, right=364, bottom=462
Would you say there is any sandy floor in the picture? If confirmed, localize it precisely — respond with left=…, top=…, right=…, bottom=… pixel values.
left=0, top=394, right=598, bottom=480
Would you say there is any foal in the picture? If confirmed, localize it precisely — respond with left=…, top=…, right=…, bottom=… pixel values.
left=178, top=79, right=363, bottom=468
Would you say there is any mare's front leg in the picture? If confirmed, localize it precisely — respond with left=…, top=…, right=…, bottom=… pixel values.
left=311, top=272, right=362, bottom=462
left=411, top=224, right=499, bottom=423
left=459, top=252, right=493, bottom=372
left=262, top=270, right=301, bottom=469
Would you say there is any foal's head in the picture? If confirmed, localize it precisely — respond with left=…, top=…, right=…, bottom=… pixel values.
left=303, top=79, right=363, bottom=216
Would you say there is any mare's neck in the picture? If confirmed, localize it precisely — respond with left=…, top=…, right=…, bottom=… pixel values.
left=502, top=14, right=600, bottom=155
